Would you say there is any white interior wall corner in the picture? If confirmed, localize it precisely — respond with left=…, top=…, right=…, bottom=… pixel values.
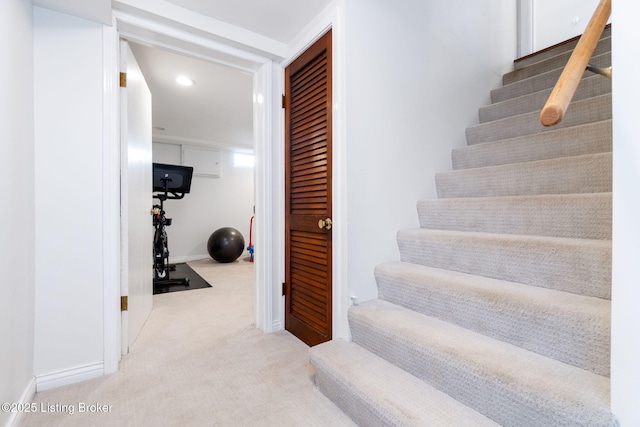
left=0, top=1, right=35, bottom=426
left=33, top=6, right=105, bottom=380
left=610, top=1, right=640, bottom=424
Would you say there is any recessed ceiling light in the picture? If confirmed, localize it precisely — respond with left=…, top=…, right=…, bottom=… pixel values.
left=176, top=76, right=194, bottom=86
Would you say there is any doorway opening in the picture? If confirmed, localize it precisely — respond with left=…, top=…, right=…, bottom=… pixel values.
left=131, top=40, right=256, bottom=265
left=113, top=19, right=279, bottom=360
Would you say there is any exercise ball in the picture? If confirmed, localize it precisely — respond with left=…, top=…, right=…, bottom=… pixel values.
left=207, top=227, right=245, bottom=263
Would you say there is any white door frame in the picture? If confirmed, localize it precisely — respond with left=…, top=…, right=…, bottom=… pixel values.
left=102, top=10, right=281, bottom=373
left=517, top=0, right=534, bottom=57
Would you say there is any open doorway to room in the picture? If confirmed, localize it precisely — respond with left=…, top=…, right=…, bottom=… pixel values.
left=125, top=40, right=257, bottom=345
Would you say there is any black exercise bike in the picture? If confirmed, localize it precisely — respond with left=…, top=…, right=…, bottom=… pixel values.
left=152, top=163, right=194, bottom=287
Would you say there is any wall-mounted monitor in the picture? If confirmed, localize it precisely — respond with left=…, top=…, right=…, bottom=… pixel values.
left=152, top=163, right=194, bottom=194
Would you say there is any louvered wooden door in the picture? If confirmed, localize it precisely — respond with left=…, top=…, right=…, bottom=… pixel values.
left=284, top=30, right=332, bottom=347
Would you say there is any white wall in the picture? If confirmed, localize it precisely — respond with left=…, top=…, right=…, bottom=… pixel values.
left=0, top=0, right=36, bottom=425
left=611, top=2, right=640, bottom=425
left=532, top=0, right=608, bottom=51
left=344, top=0, right=517, bottom=304
left=153, top=142, right=255, bottom=262
left=33, top=7, right=105, bottom=389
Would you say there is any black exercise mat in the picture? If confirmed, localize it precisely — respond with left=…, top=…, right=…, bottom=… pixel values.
left=153, top=263, right=212, bottom=294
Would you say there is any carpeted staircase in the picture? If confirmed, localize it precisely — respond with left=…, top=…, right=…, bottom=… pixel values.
left=310, top=28, right=617, bottom=426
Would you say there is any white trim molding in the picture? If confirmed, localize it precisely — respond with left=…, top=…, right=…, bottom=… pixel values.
left=113, top=0, right=287, bottom=60
left=35, top=363, right=104, bottom=392
left=253, top=60, right=276, bottom=332
left=6, top=378, right=36, bottom=427
left=103, top=17, right=122, bottom=376
left=330, top=0, right=350, bottom=341
left=517, top=0, right=534, bottom=58
left=281, top=0, right=350, bottom=341
left=285, top=0, right=337, bottom=66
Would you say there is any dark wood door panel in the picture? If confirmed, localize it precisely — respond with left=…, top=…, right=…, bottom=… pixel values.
left=285, top=30, right=332, bottom=347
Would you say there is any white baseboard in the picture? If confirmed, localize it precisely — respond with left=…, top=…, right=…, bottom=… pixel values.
left=172, top=250, right=250, bottom=265
left=171, top=254, right=210, bottom=264
left=271, top=319, right=283, bottom=332
left=6, top=377, right=36, bottom=427
left=35, top=362, right=104, bottom=392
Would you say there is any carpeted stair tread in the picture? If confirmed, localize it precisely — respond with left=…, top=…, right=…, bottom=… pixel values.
left=375, top=261, right=611, bottom=375
left=418, top=193, right=611, bottom=239
left=397, top=228, right=611, bottom=299
left=480, top=75, right=611, bottom=123
left=349, top=299, right=616, bottom=427
left=453, top=120, right=611, bottom=170
left=491, top=52, right=610, bottom=103
left=437, top=152, right=611, bottom=199
left=513, top=26, right=611, bottom=70
left=467, top=94, right=611, bottom=146
left=503, top=37, right=610, bottom=85
left=309, top=340, right=500, bottom=427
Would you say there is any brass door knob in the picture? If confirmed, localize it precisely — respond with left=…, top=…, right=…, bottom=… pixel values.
left=318, top=218, right=333, bottom=230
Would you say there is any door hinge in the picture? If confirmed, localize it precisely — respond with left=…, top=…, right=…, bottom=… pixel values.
left=121, top=296, right=128, bottom=311
left=282, top=282, right=286, bottom=296
left=120, top=72, right=127, bottom=88
left=282, top=94, right=286, bottom=109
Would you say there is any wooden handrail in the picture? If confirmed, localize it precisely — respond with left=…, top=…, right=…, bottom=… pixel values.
left=540, top=0, right=611, bottom=127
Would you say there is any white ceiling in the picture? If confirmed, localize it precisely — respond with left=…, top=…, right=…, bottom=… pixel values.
left=34, top=0, right=333, bottom=152
left=165, top=0, right=332, bottom=43
left=130, top=42, right=255, bottom=150
left=32, top=0, right=112, bottom=24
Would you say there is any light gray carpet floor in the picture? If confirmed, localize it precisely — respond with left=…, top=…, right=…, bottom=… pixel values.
left=20, top=259, right=355, bottom=427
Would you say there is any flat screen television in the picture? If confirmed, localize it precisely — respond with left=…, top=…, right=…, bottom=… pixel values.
left=152, top=163, right=194, bottom=194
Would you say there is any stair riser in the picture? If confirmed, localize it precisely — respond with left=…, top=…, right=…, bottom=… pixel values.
left=504, top=38, right=610, bottom=85
left=480, top=75, right=611, bottom=123
left=438, top=152, right=611, bottom=199
left=375, top=263, right=611, bottom=376
left=514, top=26, right=611, bottom=70
left=492, top=52, right=610, bottom=103
left=418, top=194, right=611, bottom=239
left=397, top=229, right=611, bottom=299
left=349, top=302, right=615, bottom=427
left=453, top=120, right=611, bottom=170
left=468, top=94, right=611, bottom=146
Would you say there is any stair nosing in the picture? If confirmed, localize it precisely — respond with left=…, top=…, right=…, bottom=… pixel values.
left=503, top=37, right=611, bottom=85
left=441, top=151, right=611, bottom=174
left=480, top=74, right=611, bottom=123
left=513, top=25, right=611, bottom=69
left=435, top=151, right=612, bottom=198
left=491, top=51, right=611, bottom=103
left=453, top=119, right=612, bottom=170
left=397, top=227, right=612, bottom=299
left=375, top=261, right=611, bottom=375
left=398, top=227, right=612, bottom=247
left=467, top=93, right=612, bottom=146
left=310, top=340, right=501, bottom=427
left=417, top=192, right=612, bottom=240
